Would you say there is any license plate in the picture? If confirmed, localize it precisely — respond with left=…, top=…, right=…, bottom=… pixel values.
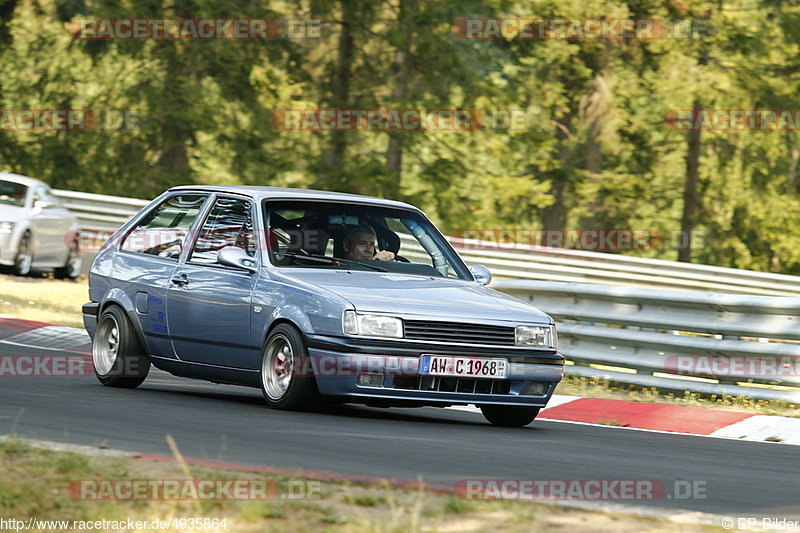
left=420, top=355, right=508, bottom=379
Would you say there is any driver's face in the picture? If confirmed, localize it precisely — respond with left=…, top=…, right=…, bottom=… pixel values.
left=345, top=232, right=375, bottom=260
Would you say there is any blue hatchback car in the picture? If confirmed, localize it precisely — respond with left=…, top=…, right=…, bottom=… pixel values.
left=83, top=186, right=564, bottom=426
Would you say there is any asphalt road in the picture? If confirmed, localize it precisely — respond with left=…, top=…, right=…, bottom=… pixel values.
left=0, top=340, right=798, bottom=519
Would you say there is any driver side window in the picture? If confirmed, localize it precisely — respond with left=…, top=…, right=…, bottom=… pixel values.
left=189, top=197, right=255, bottom=265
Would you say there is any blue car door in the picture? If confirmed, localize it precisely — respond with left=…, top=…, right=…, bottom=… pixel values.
left=166, top=195, right=261, bottom=369
left=115, top=192, right=210, bottom=359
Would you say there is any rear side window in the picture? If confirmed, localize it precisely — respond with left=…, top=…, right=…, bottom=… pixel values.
left=121, top=194, right=207, bottom=260
left=189, top=197, right=255, bottom=265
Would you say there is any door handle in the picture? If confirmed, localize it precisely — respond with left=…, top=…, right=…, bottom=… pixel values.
left=170, top=273, right=189, bottom=286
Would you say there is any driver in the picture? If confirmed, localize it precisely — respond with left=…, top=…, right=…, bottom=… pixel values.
left=342, top=223, right=395, bottom=261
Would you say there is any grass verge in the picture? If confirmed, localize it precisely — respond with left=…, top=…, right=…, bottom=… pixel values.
left=0, top=436, right=724, bottom=533
left=0, top=273, right=87, bottom=329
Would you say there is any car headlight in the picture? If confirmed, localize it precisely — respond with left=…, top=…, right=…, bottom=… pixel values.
left=343, top=310, right=403, bottom=338
left=0, top=222, right=14, bottom=234
left=515, top=325, right=557, bottom=349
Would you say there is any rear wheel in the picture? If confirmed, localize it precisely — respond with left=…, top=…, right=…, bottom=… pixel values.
left=480, top=405, right=540, bottom=427
left=13, top=231, right=32, bottom=276
left=260, top=324, right=321, bottom=410
left=54, top=238, right=81, bottom=279
left=92, top=305, right=150, bottom=388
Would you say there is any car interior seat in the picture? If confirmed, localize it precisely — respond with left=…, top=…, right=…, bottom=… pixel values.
left=372, top=223, right=410, bottom=262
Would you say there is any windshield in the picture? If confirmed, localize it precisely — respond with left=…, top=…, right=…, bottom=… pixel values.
left=0, top=180, right=27, bottom=207
left=264, top=200, right=471, bottom=280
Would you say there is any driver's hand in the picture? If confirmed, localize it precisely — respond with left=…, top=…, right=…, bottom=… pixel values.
left=373, top=250, right=395, bottom=261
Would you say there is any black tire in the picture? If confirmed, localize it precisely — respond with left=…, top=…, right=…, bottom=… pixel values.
left=13, top=231, right=32, bottom=276
left=92, top=305, right=150, bottom=388
left=259, top=323, right=321, bottom=410
left=480, top=405, right=540, bottom=427
left=54, top=238, right=81, bottom=279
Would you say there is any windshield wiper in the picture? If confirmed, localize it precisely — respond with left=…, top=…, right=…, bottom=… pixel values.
left=281, top=251, right=387, bottom=272
left=339, top=257, right=388, bottom=272
left=281, top=251, right=337, bottom=264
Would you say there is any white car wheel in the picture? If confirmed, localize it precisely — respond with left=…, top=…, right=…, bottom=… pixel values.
left=13, top=231, right=32, bottom=276
left=55, top=241, right=81, bottom=279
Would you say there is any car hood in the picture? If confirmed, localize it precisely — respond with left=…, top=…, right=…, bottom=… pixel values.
left=0, top=205, right=29, bottom=222
left=273, top=269, right=552, bottom=324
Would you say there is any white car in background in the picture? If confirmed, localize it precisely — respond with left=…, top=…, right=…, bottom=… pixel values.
left=0, top=172, right=81, bottom=279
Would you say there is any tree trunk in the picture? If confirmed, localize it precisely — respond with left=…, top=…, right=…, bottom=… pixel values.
left=156, top=2, right=195, bottom=189
left=157, top=44, right=193, bottom=187
left=542, top=169, right=568, bottom=232
left=789, top=145, right=800, bottom=190
left=584, top=45, right=609, bottom=176
left=678, top=98, right=702, bottom=263
left=324, top=0, right=356, bottom=188
left=542, top=115, right=573, bottom=232
left=0, top=1, right=20, bottom=169
left=385, top=0, right=414, bottom=199
left=578, top=41, right=610, bottom=231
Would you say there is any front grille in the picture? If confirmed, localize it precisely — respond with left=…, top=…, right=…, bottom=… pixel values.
left=403, top=320, right=516, bottom=346
left=393, top=376, right=511, bottom=395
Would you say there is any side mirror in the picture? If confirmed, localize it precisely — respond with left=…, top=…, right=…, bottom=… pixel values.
left=34, top=199, right=54, bottom=210
left=218, top=248, right=258, bottom=273
left=469, top=264, right=492, bottom=285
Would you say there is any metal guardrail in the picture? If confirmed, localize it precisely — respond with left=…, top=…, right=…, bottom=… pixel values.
left=449, top=238, right=800, bottom=297
left=51, top=188, right=800, bottom=401
left=53, top=189, right=148, bottom=231
left=495, top=280, right=800, bottom=402
left=400, top=235, right=800, bottom=296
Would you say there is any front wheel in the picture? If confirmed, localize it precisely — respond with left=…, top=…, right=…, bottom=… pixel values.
left=13, top=231, right=32, bottom=276
left=480, top=405, right=540, bottom=427
left=92, top=305, right=150, bottom=388
left=259, top=324, right=321, bottom=410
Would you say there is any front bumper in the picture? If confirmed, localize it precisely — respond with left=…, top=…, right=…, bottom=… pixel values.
left=304, top=334, right=564, bottom=407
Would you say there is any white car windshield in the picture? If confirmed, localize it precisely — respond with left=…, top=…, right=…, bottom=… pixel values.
left=0, top=180, right=27, bottom=207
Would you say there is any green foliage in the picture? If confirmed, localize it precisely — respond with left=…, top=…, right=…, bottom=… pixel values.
left=1, top=0, right=800, bottom=272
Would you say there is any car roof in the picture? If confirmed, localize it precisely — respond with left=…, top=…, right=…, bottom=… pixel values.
left=169, top=185, right=420, bottom=211
left=0, top=172, right=48, bottom=188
